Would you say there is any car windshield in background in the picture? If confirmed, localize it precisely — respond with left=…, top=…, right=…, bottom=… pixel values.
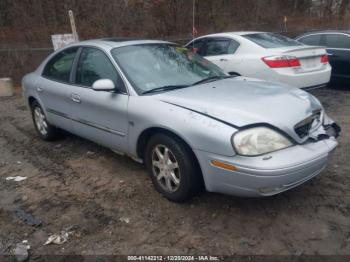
left=244, top=33, right=303, bottom=48
left=111, top=44, right=226, bottom=94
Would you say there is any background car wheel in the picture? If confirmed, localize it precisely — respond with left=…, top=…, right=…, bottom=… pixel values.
left=30, top=101, right=61, bottom=141
left=228, top=72, right=241, bottom=77
left=145, top=133, right=203, bottom=202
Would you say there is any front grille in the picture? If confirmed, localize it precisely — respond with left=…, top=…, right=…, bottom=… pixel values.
left=294, top=111, right=322, bottom=138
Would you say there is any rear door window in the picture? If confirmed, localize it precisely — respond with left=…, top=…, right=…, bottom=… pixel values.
left=228, top=39, right=240, bottom=54
left=298, top=34, right=322, bottom=46
left=244, top=33, right=303, bottom=48
left=205, top=38, right=239, bottom=56
left=323, top=34, right=350, bottom=49
left=42, top=47, right=79, bottom=83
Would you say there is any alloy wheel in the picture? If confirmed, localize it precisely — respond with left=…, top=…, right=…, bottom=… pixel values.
left=152, top=144, right=181, bottom=193
left=34, top=106, right=48, bottom=136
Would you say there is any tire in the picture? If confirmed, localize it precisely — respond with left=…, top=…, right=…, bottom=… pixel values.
left=30, top=100, right=61, bottom=141
left=228, top=72, right=241, bottom=77
left=145, top=133, right=202, bottom=202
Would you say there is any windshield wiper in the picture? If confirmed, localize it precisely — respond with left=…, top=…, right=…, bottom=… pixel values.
left=142, top=75, right=238, bottom=94
left=191, top=75, right=237, bottom=86
left=142, top=85, right=189, bottom=95
left=191, top=76, right=223, bottom=86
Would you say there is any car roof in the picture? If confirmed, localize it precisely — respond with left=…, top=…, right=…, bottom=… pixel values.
left=297, top=30, right=350, bottom=38
left=226, top=31, right=264, bottom=36
left=196, top=31, right=264, bottom=38
left=68, top=38, right=173, bottom=50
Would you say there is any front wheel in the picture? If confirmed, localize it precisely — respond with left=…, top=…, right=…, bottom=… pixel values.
left=31, top=101, right=61, bottom=141
left=145, top=134, right=202, bottom=202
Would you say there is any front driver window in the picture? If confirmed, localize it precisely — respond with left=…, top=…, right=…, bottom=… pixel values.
left=75, top=47, right=125, bottom=91
left=190, top=39, right=206, bottom=56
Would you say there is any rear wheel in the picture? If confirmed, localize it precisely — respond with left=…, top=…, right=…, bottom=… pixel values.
left=145, top=133, right=202, bottom=202
left=31, top=101, right=60, bottom=141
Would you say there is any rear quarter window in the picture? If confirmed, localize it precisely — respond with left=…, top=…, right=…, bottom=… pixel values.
left=244, top=33, right=303, bottom=48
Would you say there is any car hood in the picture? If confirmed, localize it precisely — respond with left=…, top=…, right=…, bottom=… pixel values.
left=156, top=77, right=322, bottom=143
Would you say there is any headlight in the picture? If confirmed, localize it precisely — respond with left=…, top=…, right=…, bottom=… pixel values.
left=232, top=127, right=293, bottom=156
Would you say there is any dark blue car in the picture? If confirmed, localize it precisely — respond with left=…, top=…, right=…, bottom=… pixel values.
left=296, top=30, right=350, bottom=84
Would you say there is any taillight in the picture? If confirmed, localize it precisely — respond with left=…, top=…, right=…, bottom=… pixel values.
left=321, top=54, right=329, bottom=64
left=262, top=56, right=301, bottom=68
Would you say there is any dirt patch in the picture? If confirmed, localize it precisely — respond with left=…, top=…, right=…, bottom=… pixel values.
left=0, top=86, right=350, bottom=256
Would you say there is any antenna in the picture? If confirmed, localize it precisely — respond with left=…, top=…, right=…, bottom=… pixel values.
left=192, top=0, right=195, bottom=48
left=284, top=16, right=288, bottom=32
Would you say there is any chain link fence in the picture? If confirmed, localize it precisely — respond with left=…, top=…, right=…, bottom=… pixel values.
left=0, top=29, right=326, bottom=86
left=0, top=48, right=52, bottom=86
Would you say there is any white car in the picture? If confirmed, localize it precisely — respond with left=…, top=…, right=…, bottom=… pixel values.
left=186, top=32, right=331, bottom=89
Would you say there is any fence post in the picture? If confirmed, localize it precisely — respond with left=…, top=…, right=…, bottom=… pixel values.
left=69, top=10, right=79, bottom=41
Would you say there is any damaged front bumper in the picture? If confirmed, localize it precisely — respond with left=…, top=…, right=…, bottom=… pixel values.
left=324, top=122, right=341, bottom=139
left=194, top=121, right=340, bottom=197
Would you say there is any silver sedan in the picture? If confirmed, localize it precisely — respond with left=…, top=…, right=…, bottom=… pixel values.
left=22, top=39, right=340, bottom=202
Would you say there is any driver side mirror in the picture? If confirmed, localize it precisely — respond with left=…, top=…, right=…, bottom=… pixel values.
left=92, top=79, right=116, bottom=92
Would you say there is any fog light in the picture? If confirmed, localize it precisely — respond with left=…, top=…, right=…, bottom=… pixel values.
left=210, top=160, right=237, bottom=171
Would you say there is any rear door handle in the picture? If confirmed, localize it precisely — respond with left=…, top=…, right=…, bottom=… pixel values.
left=220, top=58, right=228, bottom=62
left=71, top=94, right=81, bottom=103
left=36, top=87, right=43, bottom=93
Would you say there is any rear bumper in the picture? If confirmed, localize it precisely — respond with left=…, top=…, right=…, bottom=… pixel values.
left=268, top=66, right=331, bottom=89
left=195, top=137, right=338, bottom=197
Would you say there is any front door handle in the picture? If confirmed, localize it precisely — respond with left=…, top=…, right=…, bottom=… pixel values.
left=36, top=87, right=43, bottom=93
left=220, top=58, right=228, bottom=62
left=71, top=94, right=81, bottom=103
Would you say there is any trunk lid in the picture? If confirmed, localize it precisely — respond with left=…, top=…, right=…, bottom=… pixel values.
left=272, top=46, right=327, bottom=72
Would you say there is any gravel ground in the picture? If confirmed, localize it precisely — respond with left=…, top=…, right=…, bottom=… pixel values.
left=0, top=86, right=349, bottom=258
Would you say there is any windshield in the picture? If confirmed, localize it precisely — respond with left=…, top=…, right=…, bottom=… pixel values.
left=244, top=33, right=303, bottom=48
left=111, top=44, right=227, bottom=94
